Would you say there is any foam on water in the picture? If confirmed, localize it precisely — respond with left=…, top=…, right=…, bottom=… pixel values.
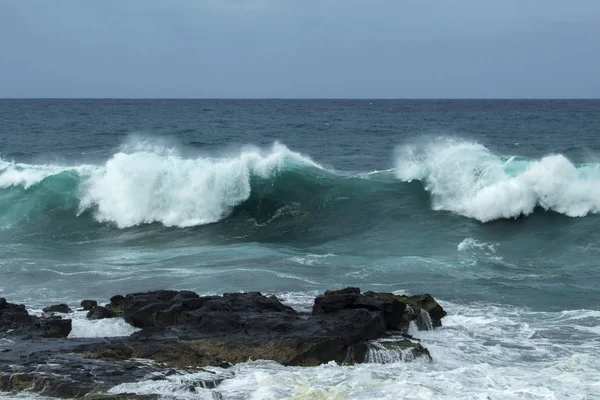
left=105, top=301, right=600, bottom=399
left=0, top=160, right=90, bottom=190
left=68, top=310, right=140, bottom=338
left=0, top=142, right=324, bottom=229
left=458, top=238, right=497, bottom=253
left=395, top=137, right=600, bottom=221
left=288, top=253, right=336, bottom=266
left=78, top=142, right=322, bottom=228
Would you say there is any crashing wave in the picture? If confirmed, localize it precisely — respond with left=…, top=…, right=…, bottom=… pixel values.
left=0, top=143, right=326, bottom=228
left=395, top=137, right=600, bottom=222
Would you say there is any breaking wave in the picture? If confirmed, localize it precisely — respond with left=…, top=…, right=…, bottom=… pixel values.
left=0, top=143, right=328, bottom=229
left=395, top=138, right=600, bottom=221
left=2, top=138, right=600, bottom=232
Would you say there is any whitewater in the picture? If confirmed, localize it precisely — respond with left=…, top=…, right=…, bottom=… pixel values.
left=3, top=139, right=600, bottom=230
left=1, top=99, right=599, bottom=399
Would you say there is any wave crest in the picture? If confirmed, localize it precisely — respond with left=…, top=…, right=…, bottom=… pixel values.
left=78, top=143, right=323, bottom=228
left=0, top=143, right=324, bottom=229
left=395, top=138, right=600, bottom=221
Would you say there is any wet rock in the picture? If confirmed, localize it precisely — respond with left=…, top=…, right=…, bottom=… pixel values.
left=0, top=372, right=93, bottom=397
left=0, top=299, right=71, bottom=338
left=363, top=291, right=446, bottom=328
left=43, top=304, right=72, bottom=314
left=87, top=306, right=117, bottom=320
left=346, top=339, right=432, bottom=364
left=107, top=295, right=126, bottom=314
left=324, top=287, right=361, bottom=295
left=1, top=288, right=445, bottom=399
left=81, top=300, right=98, bottom=311
left=84, top=395, right=159, bottom=400
left=0, top=300, right=31, bottom=331
left=313, top=288, right=408, bottom=331
left=36, top=317, right=72, bottom=338
left=119, top=290, right=203, bottom=328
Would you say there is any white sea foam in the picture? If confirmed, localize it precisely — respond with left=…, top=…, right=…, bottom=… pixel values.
left=395, top=137, right=600, bottom=221
left=104, top=301, right=600, bottom=399
left=77, top=142, right=321, bottom=228
left=0, top=159, right=91, bottom=189
left=0, top=142, right=323, bottom=228
left=458, top=238, right=497, bottom=253
left=68, top=311, right=140, bottom=338
left=288, top=253, right=336, bottom=266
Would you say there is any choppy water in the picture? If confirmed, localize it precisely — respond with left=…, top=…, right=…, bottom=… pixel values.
left=1, top=99, right=599, bottom=399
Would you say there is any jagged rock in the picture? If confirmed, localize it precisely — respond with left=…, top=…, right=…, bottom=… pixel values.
left=0, top=299, right=31, bottom=331
left=106, top=295, right=126, bottom=314
left=0, top=299, right=71, bottom=338
left=0, top=372, right=93, bottom=397
left=313, top=289, right=409, bottom=331
left=81, top=300, right=98, bottom=311
left=1, top=288, right=445, bottom=398
left=346, top=339, right=432, bottom=364
left=324, top=287, right=361, bottom=295
left=120, top=290, right=203, bottom=328
left=43, top=304, right=72, bottom=314
left=82, top=394, right=159, bottom=400
left=363, top=291, right=446, bottom=328
left=87, top=306, right=117, bottom=320
left=35, top=317, right=72, bottom=338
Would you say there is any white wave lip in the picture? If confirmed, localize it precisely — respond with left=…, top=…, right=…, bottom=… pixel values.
left=395, top=138, right=600, bottom=222
left=77, top=143, right=322, bottom=228
left=0, top=142, right=323, bottom=229
left=0, top=160, right=91, bottom=190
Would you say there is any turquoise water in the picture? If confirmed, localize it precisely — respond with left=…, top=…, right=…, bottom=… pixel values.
left=1, top=100, right=599, bottom=399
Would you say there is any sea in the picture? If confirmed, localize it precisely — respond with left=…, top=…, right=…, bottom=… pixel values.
left=0, top=99, right=599, bottom=399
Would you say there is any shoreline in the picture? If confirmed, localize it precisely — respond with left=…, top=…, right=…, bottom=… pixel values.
left=1, top=288, right=445, bottom=399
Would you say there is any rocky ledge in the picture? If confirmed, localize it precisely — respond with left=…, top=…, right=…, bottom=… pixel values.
left=0, top=288, right=445, bottom=399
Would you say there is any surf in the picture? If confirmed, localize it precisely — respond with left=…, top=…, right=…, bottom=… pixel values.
left=3, top=138, right=600, bottom=235
left=395, top=137, right=600, bottom=222
left=0, top=143, right=356, bottom=231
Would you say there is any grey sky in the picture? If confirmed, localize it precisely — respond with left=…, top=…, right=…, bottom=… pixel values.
left=1, top=0, right=599, bottom=98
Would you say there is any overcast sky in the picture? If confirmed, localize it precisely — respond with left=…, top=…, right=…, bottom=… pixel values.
left=1, top=0, right=599, bottom=98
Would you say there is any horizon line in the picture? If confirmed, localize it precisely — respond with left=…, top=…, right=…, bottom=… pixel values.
left=1, top=97, right=600, bottom=101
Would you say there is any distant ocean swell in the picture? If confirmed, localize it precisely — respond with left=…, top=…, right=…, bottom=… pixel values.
left=2, top=138, right=600, bottom=230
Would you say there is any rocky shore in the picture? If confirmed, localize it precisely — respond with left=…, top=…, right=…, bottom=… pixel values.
left=0, top=288, right=446, bottom=399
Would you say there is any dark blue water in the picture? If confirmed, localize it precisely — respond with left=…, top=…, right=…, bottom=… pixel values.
left=1, top=100, right=599, bottom=398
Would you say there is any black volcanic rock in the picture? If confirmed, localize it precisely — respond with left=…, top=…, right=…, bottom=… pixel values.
left=87, top=306, right=117, bottom=320
left=0, top=299, right=71, bottom=339
left=363, top=291, right=447, bottom=328
left=80, top=300, right=98, bottom=311
left=0, top=288, right=446, bottom=399
left=43, top=304, right=72, bottom=314
left=0, top=299, right=31, bottom=331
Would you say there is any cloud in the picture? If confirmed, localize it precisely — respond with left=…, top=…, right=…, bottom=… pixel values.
left=0, top=0, right=599, bottom=98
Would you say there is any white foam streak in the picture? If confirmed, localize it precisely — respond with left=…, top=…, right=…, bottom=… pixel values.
left=458, top=238, right=497, bottom=253
left=0, top=160, right=89, bottom=189
left=396, top=138, right=600, bottom=221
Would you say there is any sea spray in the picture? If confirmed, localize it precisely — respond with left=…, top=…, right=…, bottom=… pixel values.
left=395, top=137, right=600, bottom=221
left=4, top=139, right=600, bottom=230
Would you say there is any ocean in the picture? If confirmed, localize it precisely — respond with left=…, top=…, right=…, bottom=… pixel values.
left=1, top=99, right=599, bottom=399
